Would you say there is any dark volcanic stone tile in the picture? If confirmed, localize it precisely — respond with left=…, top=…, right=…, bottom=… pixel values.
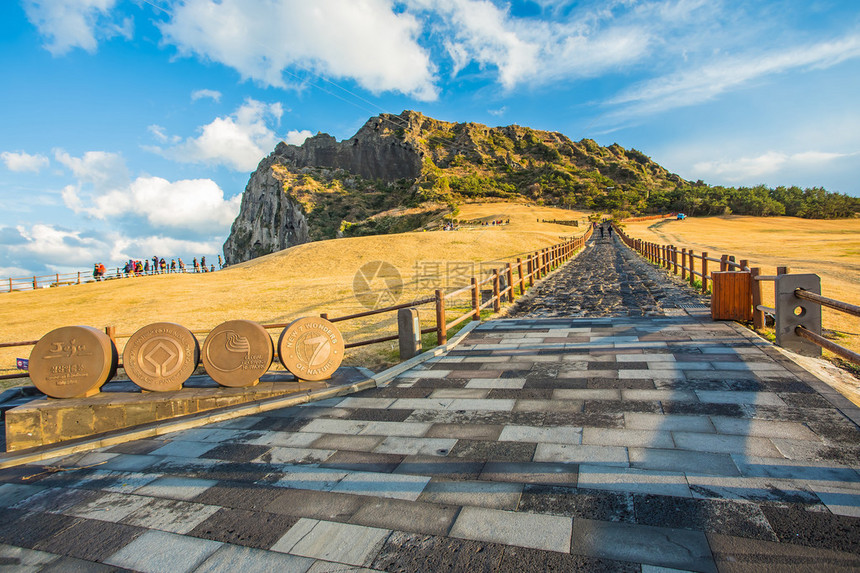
left=498, top=545, right=639, bottom=572
left=662, top=402, right=746, bottom=417
left=449, top=440, right=536, bottom=462
left=351, top=497, right=459, bottom=537
left=707, top=532, right=860, bottom=572
left=762, top=504, right=860, bottom=554
left=518, top=485, right=634, bottom=522
left=587, top=378, right=656, bottom=390
left=370, top=531, right=505, bottom=572
left=481, top=462, right=577, bottom=486
left=320, top=450, right=404, bottom=473
left=38, top=556, right=128, bottom=572
left=104, top=439, right=166, bottom=456
left=34, top=519, right=145, bottom=561
left=188, top=508, right=298, bottom=549
left=345, top=408, right=414, bottom=422
left=358, top=387, right=433, bottom=399
left=192, top=481, right=284, bottom=511
left=779, top=392, right=839, bottom=409
left=806, top=421, right=860, bottom=444
left=406, top=410, right=514, bottom=426
left=0, top=464, right=51, bottom=484
left=634, top=494, right=776, bottom=541
left=414, top=378, right=470, bottom=388
left=762, top=380, right=816, bottom=394
left=584, top=400, right=662, bottom=414
left=501, top=369, right=531, bottom=378
left=264, top=489, right=363, bottom=522
left=524, top=378, right=588, bottom=390
left=0, top=510, right=79, bottom=549
left=13, top=487, right=104, bottom=515
left=200, top=443, right=271, bottom=463
left=487, top=388, right=552, bottom=400
left=395, top=455, right=485, bottom=480
left=198, top=461, right=278, bottom=482
left=511, top=411, right=624, bottom=428
left=249, top=416, right=311, bottom=432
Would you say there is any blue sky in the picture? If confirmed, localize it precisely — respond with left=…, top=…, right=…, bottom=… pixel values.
left=1, top=0, right=859, bottom=279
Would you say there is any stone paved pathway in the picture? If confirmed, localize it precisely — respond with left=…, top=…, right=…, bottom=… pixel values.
left=1, top=237, right=859, bottom=572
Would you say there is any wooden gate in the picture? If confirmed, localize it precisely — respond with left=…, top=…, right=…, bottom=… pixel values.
left=711, top=271, right=753, bottom=321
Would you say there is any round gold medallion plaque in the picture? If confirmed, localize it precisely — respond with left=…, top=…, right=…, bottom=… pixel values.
left=123, top=322, right=200, bottom=392
left=202, top=319, right=273, bottom=387
left=29, top=326, right=117, bottom=398
left=278, top=317, right=344, bottom=381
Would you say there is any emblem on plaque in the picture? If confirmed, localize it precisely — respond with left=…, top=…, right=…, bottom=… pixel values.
left=29, top=326, right=117, bottom=398
left=201, top=320, right=273, bottom=387
left=278, top=317, right=345, bottom=381
left=123, top=322, right=200, bottom=392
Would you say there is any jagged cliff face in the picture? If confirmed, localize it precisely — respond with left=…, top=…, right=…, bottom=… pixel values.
left=224, top=110, right=685, bottom=265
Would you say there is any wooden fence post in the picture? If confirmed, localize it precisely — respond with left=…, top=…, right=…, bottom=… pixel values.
left=528, top=255, right=534, bottom=287
left=320, top=313, right=329, bottom=319
left=471, top=277, right=479, bottom=320
left=673, top=247, right=678, bottom=274
left=720, top=254, right=728, bottom=272
left=750, top=267, right=764, bottom=329
left=77, top=272, right=81, bottom=285
left=506, top=263, right=515, bottom=302
left=777, top=266, right=790, bottom=275
left=681, top=249, right=687, bottom=279
left=740, top=259, right=748, bottom=272
left=492, top=270, right=501, bottom=313
left=105, top=325, right=116, bottom=343
left=435, top=289, right=446, bottom=345
left=33, top=276, right=37, bottom=289
left=517, top=258, right=524, bottom=296
left=702, top=252, right=709, bottom=293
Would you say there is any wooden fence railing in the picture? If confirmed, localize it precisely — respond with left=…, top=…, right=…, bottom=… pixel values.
left=2, top=227, right=593, bottom=381
left=4, top=263, right=222, bottom=293
left=613, top=224, right=859, bottom=365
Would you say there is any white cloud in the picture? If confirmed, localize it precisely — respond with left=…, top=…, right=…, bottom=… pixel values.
left=693, top=150, right=860, bottom=181
left=14, top=223, right=108, bottom=267
left=23, top=0, right=131, bottom=55
left=160, top=0, right=438, bottom=100
left=285, top=130, right=313, bottom=146
left=608, top=34, right=860, bottom=118
left=1, top=151, right=50, bottom=172
left=149, top=99, right=283, bottom=171
left=191, top=89, right=222, bottom=102
left=109, top=234, right=224, bottom=264
left=55, top=150, right=240, bottom=234
left=147, top=125, right=181, bottom=144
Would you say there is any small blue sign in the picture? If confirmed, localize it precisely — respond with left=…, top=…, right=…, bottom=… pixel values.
left=16, top=358, right=28, bottom=371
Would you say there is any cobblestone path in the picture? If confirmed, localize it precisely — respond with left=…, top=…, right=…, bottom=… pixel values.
left=512, top=234, right=709, bottom=318
left=0, top=237, right=859, bottom=572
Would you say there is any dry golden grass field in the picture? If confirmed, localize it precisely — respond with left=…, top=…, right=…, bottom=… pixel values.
left=0, top=201, right=588, bottom=382
left=623, top=215, right=860, bottom=358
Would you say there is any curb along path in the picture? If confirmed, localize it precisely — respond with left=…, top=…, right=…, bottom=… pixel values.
left=0, top=237, right=859, bottom=571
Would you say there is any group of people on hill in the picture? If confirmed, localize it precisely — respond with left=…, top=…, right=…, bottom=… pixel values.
left=96, top=255, right=223, bottom=279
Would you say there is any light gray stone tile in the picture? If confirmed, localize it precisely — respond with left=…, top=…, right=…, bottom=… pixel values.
left=254, top=447, right=336, bottom=465
left=121, top=497, right=220, bottom=534
left=534, top=443, right=628, bottom=466
left=558, top=370, right=617, bottom=379
left=465, top=378, right=526, bottom=389
left=300, top=419, right=371, bottom=436
left=337, top=397, right=397, bottom=409
left=418, top=480, right=522, bottom=510
left=65, top=491, right=152, bottom=522
left=578, top=465, right=692, bottom=498
left=150, top=440, right=223, bottom=459
left=397, top=370, right=451, bottom=378
left=552, top=389, right=622, bottom=401
left=135, top=476, right=218, bottom=501
left=246, top=431, right=324, bottom=448
left=0, top=483, right=48, bottom=507
left=450, top=506, right=572, bottom=553
left=105, top=529, right=222, bottom=573
left=571, top=518, right=714, bottom=573
left=673, top=432, right=782, bottom=457
left=195, top=544, right=314, bottom=573
left=447, top=399, right=516, bottom=411
left=513, top=399, right=583, bottom=412
left=581, top=428, right=674, bottom=449
left=0, top=543, right=59, bottom=571
left=624, top=413, right=715, bottom=433
left=373, top=436, right=457, bottom=457
left=710, top=417, right=820, bottom=441
left=617, top=354, right=675, bottom=362
left=330, top=471, right=431, bottom=501
left=389, top=398, right=454, bottom=410
left=499, top=425, right=582, bottom=445
left=359, top=421, right=433, bottom=437
left=271, top=519, right=390, bottom=567
left=621, top=390, right=697, bottom=402
left=269, top=466, right=350, bottom=492
left=629, top=448, right=739, bottom=477
left=618, top=370, right=685, bottom=380
left=810, top=484, right=860, bottom=517
left=730, top=455, right=860, bottom=486
left=429, top=389, right=490, bottom=399
left=685, top=474, right=818, bottom=503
